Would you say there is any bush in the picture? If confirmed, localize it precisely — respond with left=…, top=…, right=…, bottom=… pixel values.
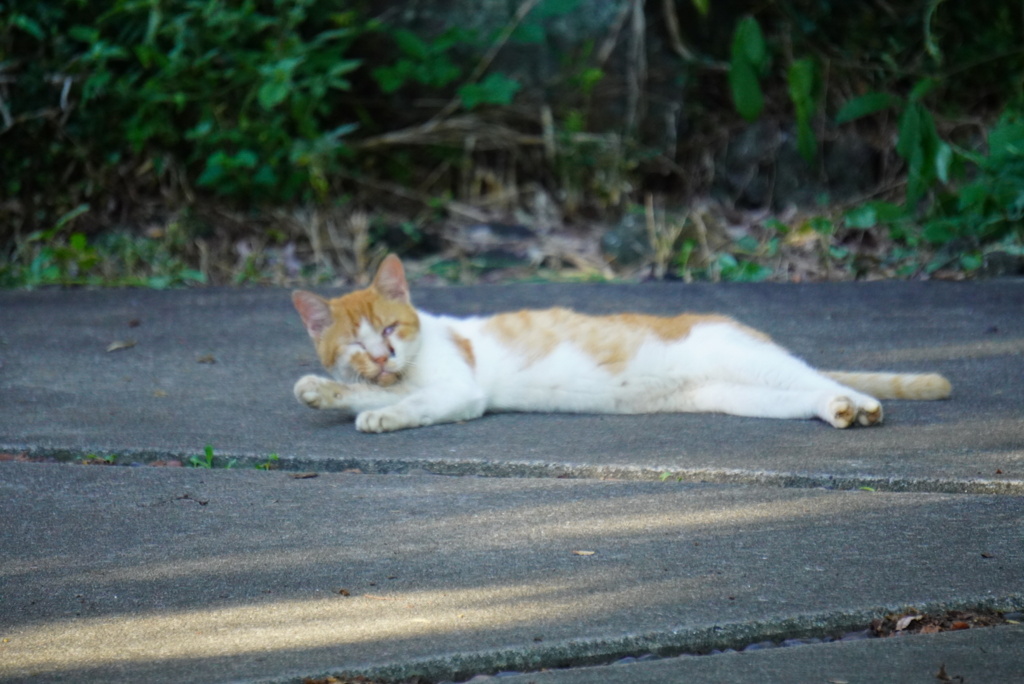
left=2, top=0, right=368, bottom=233
left=2, top=0, right=1023, bottom=284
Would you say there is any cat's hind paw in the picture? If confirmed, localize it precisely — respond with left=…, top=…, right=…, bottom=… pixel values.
left=294, top=375, right=347, bottom=410
left=856, top=398, right=883, bottom=426
left=823, top=396, right=857, bottom=428
left=821, top=394, right=883, bottom=428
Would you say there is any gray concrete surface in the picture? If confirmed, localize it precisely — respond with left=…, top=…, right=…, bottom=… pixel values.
left=1, top=280, right=1023, bottom=683
left=497, top=625, right=1024, bottom=683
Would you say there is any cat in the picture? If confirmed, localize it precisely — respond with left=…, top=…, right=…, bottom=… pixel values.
left=291, top=254, right=951, bottom=433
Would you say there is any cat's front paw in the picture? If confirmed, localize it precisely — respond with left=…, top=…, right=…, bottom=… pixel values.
left=294, top=375, right=347, bottom=410
left=356, top=408, right=411, bottom=433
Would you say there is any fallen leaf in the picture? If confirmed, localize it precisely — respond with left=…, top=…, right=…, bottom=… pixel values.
left=106, top=339, right=136, bottom=352
left=0, top=452, right=29, bottom=462
left=571, top=550, right=596, bottom=556
left=336, top=588, right=351, bottom=597
left=981, top=552, right=994, bottom=559
left=152, top=389, right=168, bottom=397
left=128, top=319, right=141, bottom=328
left=896, top=614, right=922, bottom=631
left=920, top=624, right=941, bottom=634
left=950, top=621, right=970, bottom=630
left=196, top=354, right=216, bottom=364
left=936, top=663, right=951, bottom=681
left=291, top=472, right=319, bottom=479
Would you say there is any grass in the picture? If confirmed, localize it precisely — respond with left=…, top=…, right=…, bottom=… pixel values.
left=188, top=445, right=238, bottom=469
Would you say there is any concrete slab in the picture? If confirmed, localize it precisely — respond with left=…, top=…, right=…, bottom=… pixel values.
left=1, top=462, right=1022, bottom=683
left=494, top=624, right=1024, bottom=684
left=1, top=282, right=1023, bottom=491
left=1, top=281, right=1022, bottom=683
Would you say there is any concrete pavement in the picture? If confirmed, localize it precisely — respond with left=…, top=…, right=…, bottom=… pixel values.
left=1, top=280, right=1022, bottom=682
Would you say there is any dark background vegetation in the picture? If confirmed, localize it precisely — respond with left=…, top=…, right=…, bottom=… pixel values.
left=1, top=0, right=1022, bottom=287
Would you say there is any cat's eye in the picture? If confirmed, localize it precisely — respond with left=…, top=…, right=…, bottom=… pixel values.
left=382, top=324, right=397, bottom=336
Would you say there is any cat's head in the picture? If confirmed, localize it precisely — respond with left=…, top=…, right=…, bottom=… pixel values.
left=292, top=255, right=421, bottom=387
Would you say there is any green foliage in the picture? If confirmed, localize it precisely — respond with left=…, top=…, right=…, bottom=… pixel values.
left=728, top=16, right=819, bottom=161
left=675, top=235, right=774, bottom=283
left=786, top=58, right=818, bottom=161
left=838, top=85, right=1024, bottom=262
left=4, top=0, right=1024, bottom=285
left=2, top=0, right=365, bottom=214
left=729, top=16, right=767, bottom=122
left=458, top=73, right=522, bottom=110
left=255, top=453, right=281, bottom=471
left=371, top=28, right=466, bottom=93
left=189, top=444, right=236, bottom=469
left=921, top=113, right=1024, bottom=248
left=0, top=209, right=207, bottom=288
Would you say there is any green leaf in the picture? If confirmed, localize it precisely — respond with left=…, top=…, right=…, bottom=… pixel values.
left=987, top=115, right=1024, bottom=163
left=11, top=14, right=45, bottom=40
left=960, top=253, right=982, bottom=271
left=691, top=0, right=710, bottom=16
left=787, top=59, right=815, bottom=108
left=732, top=16, right=767, bottom=71
left=234, top=150, right=259, bottom=168
left=258, top=82, right=290, bottom=109
left=809, top=216, right=835, bottom=235
left=873, top=201, right=905, bottom=223
left=795, top=122, right=817, bottom=162
left=53, top=204, right=91, bottom=231
left=394, top=29, right=429, bottom=59
left=835, top=92, right=900, bottom=124
left=535, top=0, right=582, bottom=18
left=372, top=65, right=406, bottom=93
left=905, top=137, right=929, bottom=204
left=957, top=182, right=990, bottom=212
left=729, top=58, right=763, bottom=121
left=512, top=22, right=545, bottom=44
left=328, top=59, right=362, bottom=80
left=896, top=104, right=923, bottom=161
left=68, top=25, right=99, bottom=43
left=935, top=141, right=953, bottom=184
left=789, top=59, right=818, bottom=161
left=844, top=204, right=878, bottom=229
left=909, top=78, right=939, bottom=102
left=922, top=218, right=958, bottom=245
left=788, top=59, right=817, bottom=160
left=458, top=73, right=521, bottom=109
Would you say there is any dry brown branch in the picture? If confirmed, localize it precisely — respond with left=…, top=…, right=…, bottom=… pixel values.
left=337, top=171, right=490, bottom=222
left=662, top=0, right=694, bottom=61
left=624, top=0, right=647, bottom=138
left=596, top=0, right=633, bottom=66
left=355, top=116, right=543, bottom=151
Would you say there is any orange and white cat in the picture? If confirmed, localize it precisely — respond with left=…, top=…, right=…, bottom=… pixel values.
left=292, top=255, right=951, bottom=433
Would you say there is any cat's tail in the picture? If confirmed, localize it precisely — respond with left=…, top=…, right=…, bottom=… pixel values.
left=823, top=371, right=951, bottom=400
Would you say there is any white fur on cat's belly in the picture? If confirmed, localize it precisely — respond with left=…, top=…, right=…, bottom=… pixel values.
left=450, top=318, right=868, bottom=419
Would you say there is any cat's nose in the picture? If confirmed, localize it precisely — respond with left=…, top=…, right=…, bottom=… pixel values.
left=371, top=354, right=390, bottom=367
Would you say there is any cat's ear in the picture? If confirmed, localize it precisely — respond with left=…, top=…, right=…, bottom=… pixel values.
left=372, top=254, right=411, bottom=303
left=292, top=290, right=333, bottom=340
